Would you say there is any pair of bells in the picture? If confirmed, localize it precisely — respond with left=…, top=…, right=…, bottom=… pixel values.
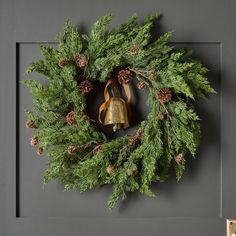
left=99, top=77, right=131, bottom=132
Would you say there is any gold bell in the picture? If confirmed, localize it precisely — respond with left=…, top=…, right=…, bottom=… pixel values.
left=99, top=76, right=131, bottom=132
left=104, top=97, right=129, bottom=132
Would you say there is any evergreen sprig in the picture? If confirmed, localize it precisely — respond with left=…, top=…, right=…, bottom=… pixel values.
left=23, top=14, right=216, bottom=210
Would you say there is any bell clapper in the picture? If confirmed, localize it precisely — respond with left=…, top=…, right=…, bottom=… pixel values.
left=113, top=123, right=121, bottom=132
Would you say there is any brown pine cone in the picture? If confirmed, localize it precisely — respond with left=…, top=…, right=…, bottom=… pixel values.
left=130, top=44, right=139, bottom=55
left=106, top=165, right=114, bottom=175
left=175, top=153, right=184, bottom=164
left=118, top=69, right=134, bottom=84
left=66, top=111, right=77, bottom=126
left=26, top=120, right=35, bottom=128
left=36, top=147, right=44, bottom=155
left=30, top=136, right=38, bottom=146
left=74, top=53, right=88, bottom=68
left=67, top=145, right=76, bottom=155
left=79, top=80, right=93, bottom=94
left=92, top=144, right=102, bottom=156
left=136, top=128, right=142, bottom=139
left=148, top=73, right=157, bottom=81
left=58, top=58, right=70, bottom=68
left=158, top=112, right=166, bottom=120
left=129, top=136, right=137, bottom=146
left=157, top=88, right=172, bottom=103
left=137, top=81, right=146, bottom=90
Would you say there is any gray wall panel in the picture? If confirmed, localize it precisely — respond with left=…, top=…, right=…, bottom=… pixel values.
left=1, top=0, right=235, bottom=235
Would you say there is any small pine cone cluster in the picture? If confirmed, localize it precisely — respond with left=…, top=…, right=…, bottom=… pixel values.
left=137, top=81, right=146, bottom=90
left=157, top=88, right=172, bottom=103
left=30, top=136, right=38, bottom=146
left=26, top=120, right=35, bottom=128
left=158, top=112, right=166, bottom=120
left=92, top=144, right=102, bottom=156
left=67, top=145, right=77, bottom=155
left=129, top=136, right=136, bottom=146
left=58, top=58, right=70, bottom=68
left=74, top=53, right=88, bottom=69
left=129, top=128, right=142, bottom=146
left=79, top=80, right=93, bottom=94
left=118, top=69, right=134, bottom=84
left=130, top=44, right=139, bottom=55
left=175, top=153, right=184, bottom=164
left=106, top=165, right=114, bottom=175
left=136, top=128, right=142, bottom=139
left=66, top=111, right=77, bottom=126
left=148, top=73, right=157, bottom=81
left=36, top=147, right=44, bottom=155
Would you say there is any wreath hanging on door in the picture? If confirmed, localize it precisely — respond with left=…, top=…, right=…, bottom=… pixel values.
left=23, top=14, right=215, bottom=209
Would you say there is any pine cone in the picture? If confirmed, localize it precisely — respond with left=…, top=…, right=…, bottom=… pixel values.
left=118, top=69, right=134, bottom=84
left=137, top=81, right=146, bottom=90
left=175, top=153, right=184, bottom=164
left=158, top=112, right=166, bottom=120
left=148, top=73, right=157, bottom=81
left=58, top=58, right=70, bottom=68
left=136, top=128, right=142, bottom=139
left=36, top=147, right=43, bottom=155
left=130, top=44, right=139, bottom=55
left=66, top=111, right=77, bottom=126
left=129, top=136, right=136, bottom=146
left=157, top=88, right=172, bottom=103
left=106, top=165, right=114, bottom=175
left=67, top=145, right=76, bottom=155
left=79, top=80, right=93, bottom=94
left=92, top=144, right=102, bottom=156
left=74, top=53, right=88, bottom=68
left=30, top=136, right=38, bottom=146
left=26, top=120, right=35, bottom=128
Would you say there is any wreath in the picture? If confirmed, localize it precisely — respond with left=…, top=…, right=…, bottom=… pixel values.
left=23, top=14, right=215, bottom=209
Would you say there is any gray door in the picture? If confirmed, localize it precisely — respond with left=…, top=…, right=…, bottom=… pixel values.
left=1, top=0, right=235, bottom=235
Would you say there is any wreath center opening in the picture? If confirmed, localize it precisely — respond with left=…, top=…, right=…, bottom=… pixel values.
left=85, top=69, right=150, bottom=139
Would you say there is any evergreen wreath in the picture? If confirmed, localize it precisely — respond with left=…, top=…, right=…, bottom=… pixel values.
left=23, top=14, right=215, bottom=209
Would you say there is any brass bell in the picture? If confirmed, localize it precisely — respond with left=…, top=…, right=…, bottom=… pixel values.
left=104, top=97, right=129, bottom=132
left=99, top=77, right=131, bottom=132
